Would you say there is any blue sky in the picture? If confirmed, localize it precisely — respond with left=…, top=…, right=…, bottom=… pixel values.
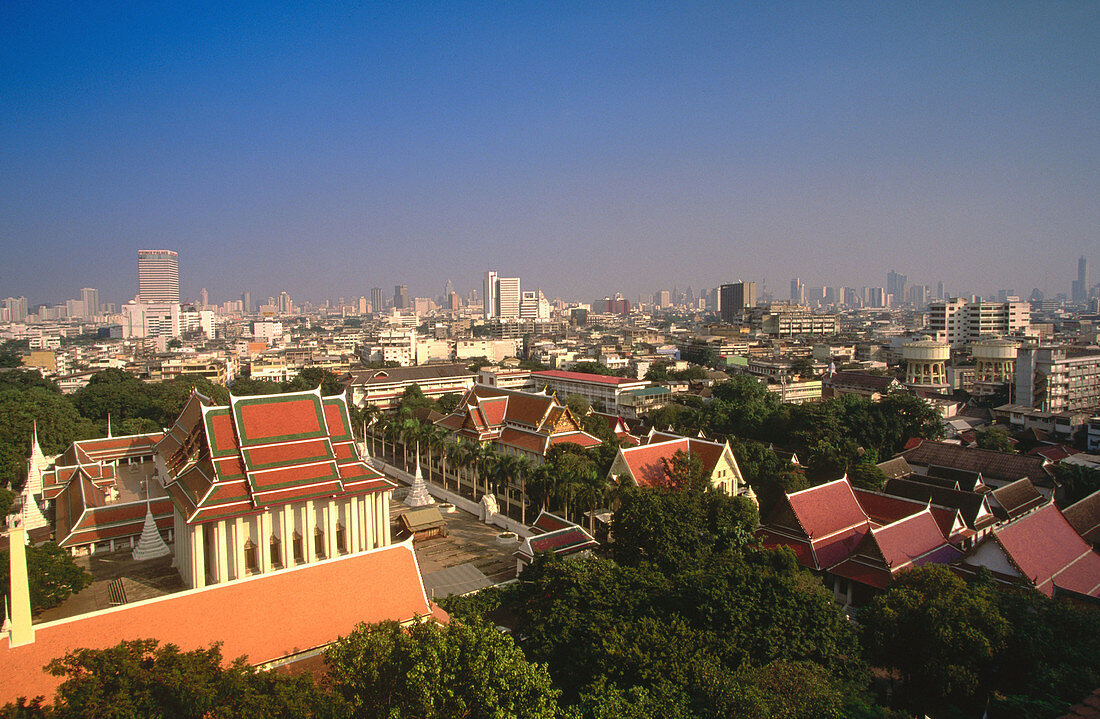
left=1, top=2, right=1096, bottom=306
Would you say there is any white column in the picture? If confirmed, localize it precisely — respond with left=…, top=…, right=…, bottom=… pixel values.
left=214, top=520, right=229, bottom=584
left=364, top=493, right=375, bottom=549
left=349, top=495, right=361, bottom=553
left=281, top=504, right=294, bottom=567
left=234, top=517, right=246, bottom=579
left=192, top=523, right=206, bottom=589
left=259, top=511, right=272, bottom=574
left=382, top=491, right=391, bottom=546
left=304, top=500, right=317, bottom=562
left=327, top=499, right=338, bottom=556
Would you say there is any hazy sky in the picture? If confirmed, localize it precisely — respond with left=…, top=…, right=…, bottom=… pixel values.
left=1, top=2, right=1097, bottom=306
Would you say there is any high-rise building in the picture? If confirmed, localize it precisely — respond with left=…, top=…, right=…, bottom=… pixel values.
left=80, top=288, right=99, bottom=317
left=790, top=278, right=805, bottom=305
left=1073, top=256, right=1089, bottom=303
left=519, top=289, right=550, bottom=320
left=199, top=288, right=209, bottom=308
left=653, top=290, right=671, bottom=308
left=393, top=285, right=409, bottom=310
left=928, top=298, right=1030, bottom=349
left=886, top=270, right=907, bottom=305
left=719, top=281, right=756, bottom=323
left=867, top=287, right=888, bottom=308
left=278, top=291, right=292, bottom=314
left=137, top=250, right=179, bottom=304
left=483, top=270, right=521, bottom=320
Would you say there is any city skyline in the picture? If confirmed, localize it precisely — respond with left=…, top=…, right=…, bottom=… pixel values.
left=1, top=4, right=1097, bottom=304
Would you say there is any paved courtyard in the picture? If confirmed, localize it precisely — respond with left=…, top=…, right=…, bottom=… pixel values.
left=36, top=491, right=517, bottom=624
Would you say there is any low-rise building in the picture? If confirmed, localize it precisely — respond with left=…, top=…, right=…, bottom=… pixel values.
left=530, top=369, right=651, bottom=414
left=343, top=363, right=477, bottom=412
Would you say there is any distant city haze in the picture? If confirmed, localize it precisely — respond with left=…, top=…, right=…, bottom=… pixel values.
left=1, top=4, right=1096, bottom=305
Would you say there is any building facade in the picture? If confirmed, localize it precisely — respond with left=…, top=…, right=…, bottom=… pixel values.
left=137, top=250, right=180, bottom=304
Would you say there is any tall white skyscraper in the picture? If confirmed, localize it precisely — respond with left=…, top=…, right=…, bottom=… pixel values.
left=483, top=270, right=521, bottom=320
left=80, top=288, right=99, bottom=316
left=483, top=270, right=498, bottom=320
left=137, top=250, right=179, bottom=303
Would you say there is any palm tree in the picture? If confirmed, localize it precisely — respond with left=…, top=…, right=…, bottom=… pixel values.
left=397, top=414, right=421, bottom=473
left=525, top=463, right=555, bottom=516
left=574, top=466, right=609, bottom=533
left=555, top=452, right=597, bottom=523
left=420, top=424, right=448, bottom=487
left=473, top=443, right=497, bottom=502
left=451, top=439, right=474, bottom=499
left=491, top=454, right=519, bottom=519
left=513, top=455, right=534, bottom=524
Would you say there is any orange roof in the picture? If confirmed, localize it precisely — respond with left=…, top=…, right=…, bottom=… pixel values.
left=617, top=436, right=726, bottom=489
left=0, top=543, right=441, bottom=706
left=988, top=504, right=1100, bottom=597
left=532, top=369, right=638, bottom=386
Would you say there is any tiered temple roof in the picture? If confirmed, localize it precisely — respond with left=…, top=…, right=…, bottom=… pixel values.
left=157, top=389, right=393, bottom=526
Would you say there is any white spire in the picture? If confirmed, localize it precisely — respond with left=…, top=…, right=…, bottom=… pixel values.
left=25, top=421, right=47, bottom=500
left=107, top=413, right=113, bottom=439
left=403, top=445, right=434, bottom=507
left=132, top=496, right=171, bottom=561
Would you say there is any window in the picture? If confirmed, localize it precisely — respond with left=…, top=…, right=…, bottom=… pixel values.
left=293, top=531, right=304, bottom=564
left=315, top=526, right=326, bottom=559
left=336, top=523, right=346, bottom=554
left=269, top=535, right=282, bottom=568
left=244, top=539, right=257, bottom=573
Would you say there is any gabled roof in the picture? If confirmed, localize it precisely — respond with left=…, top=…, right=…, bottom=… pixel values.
left=0, top=542, right=441, bottom=706
left=988, top=478, right=1048, bottom=521
left=977, top=504, right=1100, bottom=597
left=515, top=514, right=598, bottom=563
left=342, top=363, right=475, bottom=387
left=876, top=456, right=912, bottom=480
left=529, top=511, right=572, bottom=535
left=884, top=477, right=996, bottom=531
left=852, top=488, right=967, bottom=540
left=900, top=440, right=1054, bottom=487
left=831, top=510, right=961, bottom=589
left=614, top=436, right=731, bottom=490
left=158, top=390, right=393, bottom=525
left=1063, top=490, right=1100, bottom=546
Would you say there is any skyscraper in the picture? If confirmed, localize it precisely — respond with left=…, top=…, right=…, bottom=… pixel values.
left=80, top=288, right=99, bottom=316
left=1073, top=256, right=1089, bottom=303
left=241, top=291, right=252, bottom=314
left=719, top=281, right=756, bottom=322
left=886, top=269, right=907, bottom=304
left=790, top=278, right=805, bottom=305
left=370, top=287, right=384, bottom=314
left=137, top=250, right=179, bottom=303
left=393, top=285, right=409, bottom=310
left=483, top=270, right=521, bottom=320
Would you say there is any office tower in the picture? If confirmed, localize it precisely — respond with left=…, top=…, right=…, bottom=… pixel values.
left=199, top=288, right=209, bottom=308
left=137, top=250, right=179, bottom=303
left=653, top=290, right=671, bottom=308
left=278, top=291, right=292, bottom=314
left=790, top=278, right=805, bottom=304
left=886, top=269, right=907, bottom=304
left=719, top=281, right=756, bottom=322
left=80, top=288, right=99, bottom=316
left=868, top=287, right=888, bottom=308
left=483, top=271, right=498, bottom=319
left=370, top=287, right=384, bottom=314
left=393, top=285, right=409, bottom=310
left=936, top=281, right=945, bottom=300
left=1073, top=256, right=1089, bottom=303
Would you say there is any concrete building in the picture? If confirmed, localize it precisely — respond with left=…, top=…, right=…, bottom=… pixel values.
left=928, top=298, right=1030, bottom=349
left=137, top=250, right=179, bottom=304
left=393, top=285, right=409, bottom=310
left=343, top=363, right=476, bottom=412
left=1015, top=345, right=1100, bottom=414
left=1073, top=256, right=1090, bottom=304
left=971, top=338, right=1018, bottom=396
left=530, top=369, right=650, bottom=414
left=902, top=336, right=950, bottom=391
left=483, top=271, right=521, bottom=321
left=80, top=288, right=99, bottom=317
left=370, top=287, right=384, bottom=315
left=719, top=281, right=756, bottom=323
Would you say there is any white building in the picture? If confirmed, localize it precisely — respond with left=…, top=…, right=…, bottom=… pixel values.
left=928, top=298, right=1030, bottom=349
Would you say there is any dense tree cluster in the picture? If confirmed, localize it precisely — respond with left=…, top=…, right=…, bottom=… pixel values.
left=0, top=542, right=92, bottom=614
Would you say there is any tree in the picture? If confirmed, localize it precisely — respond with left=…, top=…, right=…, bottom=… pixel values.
left=324, top=619, right=559, bottom=719
left=861, top=564, right=1009, bottom=716
left=569, top=362, right=616, bottom=376
left=1, top=542, right=93, bottom=614
left=658, top=449, right=708, bottom=492
left=38, top=639, right=335, bottom=718
left=283, top=367, right=343, bottom=396
left=848, top=462, right=887, bottom=492
left=0, top=387, right=94, bottom=489
left=436, top=392, right=461, bottom=414
left=1053, top=463, right=1100, bottom=506
left=0, top=488, right=14, bottom=516
left=395, top=383, right=437, bottom=413
left=975, top=425, right=1016, bottom=453
left=564, top=393, right=591, bottom=417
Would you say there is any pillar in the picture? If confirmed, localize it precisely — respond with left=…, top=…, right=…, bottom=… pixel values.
left=326, top=499, right=338, bottom=556
left=304, top=500, right=317, bottom=562
left=234, top=517, right=246, bottom=579
left=281, top=504, right=294, bottom=568
left=349, top=495, right=361, bottom=553
left=363, top=493, right=375, bottom=549
left=214, top=520, right=229, bottom=584
left=192, top=523, right=206, bottom=589
left=382, top=492, right=391, bottom=546
left=259, top=510, right=272, bottom=574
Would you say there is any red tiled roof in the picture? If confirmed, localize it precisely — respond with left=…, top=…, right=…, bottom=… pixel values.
left=530, top=511, right=572, bottom=534
left=617, top=436, right=727, bottom=489
left=852, top=488, right=964, bottom=539
left=787, top=479, right=868, bottom=541
left=756, top=528, right=816, bottom=567
left=233, top=394, right=327, bottom=447
left=0, top=543, right=440, bottom=706
left=871, top=510, right=956, bottom=570
left=532, top=370, right=639, bottom=386
left=991, top=504, right=1100, bottom=597
left=549, top=432, right=602, bottom=448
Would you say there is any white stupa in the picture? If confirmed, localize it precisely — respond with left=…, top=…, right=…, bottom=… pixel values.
left=403, top=446, right=435, bottom=507
left=131, top=497, right=171, bottom=561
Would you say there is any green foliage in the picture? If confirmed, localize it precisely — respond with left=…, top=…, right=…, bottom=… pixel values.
left=610, top=485, right=758, bottom=573
left=282, top=367, right=344, bottom=396
left=39, top=639, right=335, bottom=718
left=228, top=376, right=284, bottom=396
left=394, top=383, right=437, bottom=413
left=975, top=425, right=1016, bottom=453
left=848, top=461, right=888, bottom=491
left=0, top=386, right=95, bottom=489
left=324, top=619, right=559, bottom=719
left=730, top=438, right=808, bottom=518
left=1, top=542, right=92, bottom=614
left=657, top=449, right=708, bottom=491
left=1053, top=463, right=1100, bottom=506
left=564, top=393, right=591, bottom=417
left=436, top=392, right=461, bottom=414
left=0, top=488, right=14, bottom=515
left=569, top=362, right=617, bottom=376
left=464, top=355, right=493, bottom=371
left=861, top=565, right=1009, bottom=716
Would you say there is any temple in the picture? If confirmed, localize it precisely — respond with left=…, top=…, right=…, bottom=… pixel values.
left=155, top=388, right=396, bottom=588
